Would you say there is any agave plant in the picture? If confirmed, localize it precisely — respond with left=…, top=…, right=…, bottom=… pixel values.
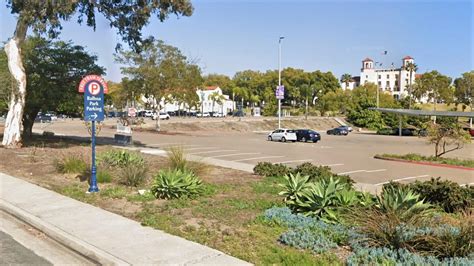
left=335, top=189, right=358, bottom=207
left=377, top=186, right=432, bottom=219
left=151, top=169, right=203, bottom=199
left=279, top=173, right=310, bottom=209
left=294, top=177, right=345, bottom=223
left=357, top=191, right=376, bottom=207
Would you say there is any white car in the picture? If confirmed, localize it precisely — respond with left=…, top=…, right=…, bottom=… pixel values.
left=212, top=112, right=225, bottom=117
left=152, top=112, right=170, bottom=120
left=196, top=112, right=210, bottom=117
left=268, top=129, right=297, bottom=142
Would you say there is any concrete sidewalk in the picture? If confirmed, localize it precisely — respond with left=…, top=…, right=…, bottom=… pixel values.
left=0, top=173, right=250, bottom=265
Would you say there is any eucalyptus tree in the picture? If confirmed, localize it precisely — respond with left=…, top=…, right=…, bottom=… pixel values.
left=2, top=0, right=193, bottom=147
left=413, top=71, right=453, bottom=111
left=454, top=71, right=474, bottom=111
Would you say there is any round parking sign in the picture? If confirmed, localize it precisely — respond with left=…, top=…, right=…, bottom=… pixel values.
left=88, top=81, right=101, bottom=96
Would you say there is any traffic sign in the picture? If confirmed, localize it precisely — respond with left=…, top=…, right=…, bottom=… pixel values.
left=276, top=85, right=285, bottom=100
left=128, top=107, right=137, bottom=117
left=78, top=75, right=108, bottom=122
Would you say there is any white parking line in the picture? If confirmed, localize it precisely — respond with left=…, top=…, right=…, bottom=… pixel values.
left=148, top=142, right=180, bottom=146
left=375, top=174, right=430, bottom=186
left=338, top=170, right=366, bottom=175
left=366, top=169, right=387, bottom=173
left=233, top=155, right=285, bottom=162
left=210, top=152, right=260, bottom=158
left=323, top=163, right=344, bottom=167
left=188, top=150, right=237, bottom=155
left=273, top=159, right=312, bottom=164
left=185, top=147, right=216, bottom=151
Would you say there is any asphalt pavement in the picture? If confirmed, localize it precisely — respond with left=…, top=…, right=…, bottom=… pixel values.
left=0, top=231, right=52, bottom=265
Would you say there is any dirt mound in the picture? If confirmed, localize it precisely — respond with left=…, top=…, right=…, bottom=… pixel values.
left=145, top=117, right=343, bottom=133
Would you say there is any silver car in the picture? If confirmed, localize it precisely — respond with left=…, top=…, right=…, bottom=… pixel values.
left=268, top=129, right=297, bottom=142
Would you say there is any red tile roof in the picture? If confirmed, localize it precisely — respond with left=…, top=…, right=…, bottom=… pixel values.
left=362, top=57, right=373, bottom=62
left=403, top=56, right=413, bottom=60
left=204, top=86, right=219, bottom=90
left=415, top=74, right=423, bottom=79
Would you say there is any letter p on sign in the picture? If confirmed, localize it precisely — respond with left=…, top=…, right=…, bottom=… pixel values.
left=88, top=82, right=101, bottom=96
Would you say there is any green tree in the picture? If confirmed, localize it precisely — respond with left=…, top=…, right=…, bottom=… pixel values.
left=0, top=49, right=12, bottom=114
left=454, top=71, right=474, bottom=111
left=3, top=0, right=193, bottom=147
left=208, top=91, right=226, bottom=115
left=413, top=71, right=453, bottom=110
left=116, top=39, right=201, bottom=130
left=427, top=118, right=471, bottom=157
left=203, top=74, right=233, bottom=95
left=21, top=37, right=104, bottom=139
left=403, top=62, right=418, bottom=108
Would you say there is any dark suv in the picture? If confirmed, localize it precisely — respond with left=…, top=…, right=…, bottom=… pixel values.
left=295, top=129, right=321, bottom=142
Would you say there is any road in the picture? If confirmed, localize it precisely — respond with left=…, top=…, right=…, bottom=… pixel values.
left=0, top=211, right=94, bottom=265
left=33, top=119, right=474, bottom=187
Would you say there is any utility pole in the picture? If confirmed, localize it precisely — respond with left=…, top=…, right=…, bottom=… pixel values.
left=278, top=36, right=284, bottom=128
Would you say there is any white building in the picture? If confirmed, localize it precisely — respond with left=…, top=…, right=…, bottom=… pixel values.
left=140, top=86, right=234, bottom=115
left=343, top=56, right=417, bottom=100
left=196, top=86, right=234, bottom=114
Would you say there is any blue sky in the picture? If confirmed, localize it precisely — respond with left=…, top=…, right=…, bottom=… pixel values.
left=1, top=0, right=472, bottom=82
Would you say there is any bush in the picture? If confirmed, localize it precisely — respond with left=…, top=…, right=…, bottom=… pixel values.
left=166, top=146, right=210, bottom=177
left=347, top=247, right=474, bottom=266
left=119, top=163, right=148, bottom=187
left=254, top=162, right=355, bottom=188
left=293, top=162, right=354, bottom=188
left=263, top=207, right=351, bottom=249
left=151, top=169, right=203, bottom=199
left=253, top=162, right=291, bottom=177
left=54, top=154, right=87, bottom=174
left=383, top=178, right=473, bottom=213
left=378, top=185, right=432, bottom=220
left=410, top=178, right=473, bottom=213
left=99, top=150, right=145, bottom=168
left=96, top=169, right=112, bottom=183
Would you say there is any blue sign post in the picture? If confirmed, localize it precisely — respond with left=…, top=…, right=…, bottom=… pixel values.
left=78, top=75, right=108, bottom=193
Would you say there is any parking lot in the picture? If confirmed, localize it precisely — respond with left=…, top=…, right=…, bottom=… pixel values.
left=33, top=119, right=474, bottom=187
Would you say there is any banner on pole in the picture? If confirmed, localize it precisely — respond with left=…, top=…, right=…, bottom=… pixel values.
left=275, top=85, right=285, bottom=100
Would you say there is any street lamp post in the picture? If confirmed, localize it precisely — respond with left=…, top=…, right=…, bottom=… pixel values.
left=278, top=36, right=284, bottom=129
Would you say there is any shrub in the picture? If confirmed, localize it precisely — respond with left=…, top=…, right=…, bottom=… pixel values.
left=253, top=162, right=291, bottom=177
left=410, top=178, right=473, bottom=213
left=293, top=162, right=354, bottom=188
left=54, top=154, right=87, bottom=174
left=119, top=163, right=148, bottom=187
left=99, top=150, right=145, bottom=168
left=151, top=169, right=203, bottom=199
left=383, top=178, right=473, bottom=213
left=279, top=228, right=337, bottom=254
left=278, top=173, right=310, bottom=210
left=347, top=247, right=474, bottom=266
left=166, top=146, right=187, bottom=171
left=263, top=207, right=352, bottom=247
left=96, top=169, right=112, bottom=183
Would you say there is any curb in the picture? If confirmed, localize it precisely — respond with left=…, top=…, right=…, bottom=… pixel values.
left=0, top=199, right=129, bottom=266
left=374, top=156, right=474, bottom=171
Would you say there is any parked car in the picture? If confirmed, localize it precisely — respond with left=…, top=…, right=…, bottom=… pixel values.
left=377, top=127, right=426, bottom=136
left=152, top=112, right=170, bottom=120
left=232, top=110, right=246, bottom=117
left=196, top=112, right=210, bottom=117
left=339, top=125, right=353, bottom=132
left=35, top=114, right=52, bottom=123
left=268, top=129, right=297, bottom=142
left=463, top=127, right=474, bottom=137
left=326, top=126, right=349, bottom=136
left=211, top=112, right=225, bottom=117
left=295, top=129, right=321, bottom=143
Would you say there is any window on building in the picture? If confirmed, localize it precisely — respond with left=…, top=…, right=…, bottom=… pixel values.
left=395, top=74, right=399, bottom=79
left=378, top=75, right=381, bottom=79
left=406, top=79, right=409, bottom=84
left=406, top=73, right=409, bottom=77
left=366, top=75, right=368, bottom=79
left=386, top=81, right=390, bottom=86
left=378, top=81, right=382, bottom=86
left=395, top=80, right=399, bottom=86
left=387, top=74, right=389, bottom=79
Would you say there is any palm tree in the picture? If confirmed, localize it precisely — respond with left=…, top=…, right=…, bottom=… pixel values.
left=340, top=74, right=352, bottom=89
left=208, top=91, right=226, bottom=115
left=403, top=62, right=418, bottom=109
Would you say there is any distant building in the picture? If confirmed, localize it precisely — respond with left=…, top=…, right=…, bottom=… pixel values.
left=342, top=56, right=418, bottom=100
left=195, top=86, right=234, bottom=114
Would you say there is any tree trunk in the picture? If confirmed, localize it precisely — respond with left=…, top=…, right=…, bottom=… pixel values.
left=305, top=97, right=308, bottom=120
left=22, top=107, right=40, bottom=140
left=3, top=18, right=28, bottom=148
